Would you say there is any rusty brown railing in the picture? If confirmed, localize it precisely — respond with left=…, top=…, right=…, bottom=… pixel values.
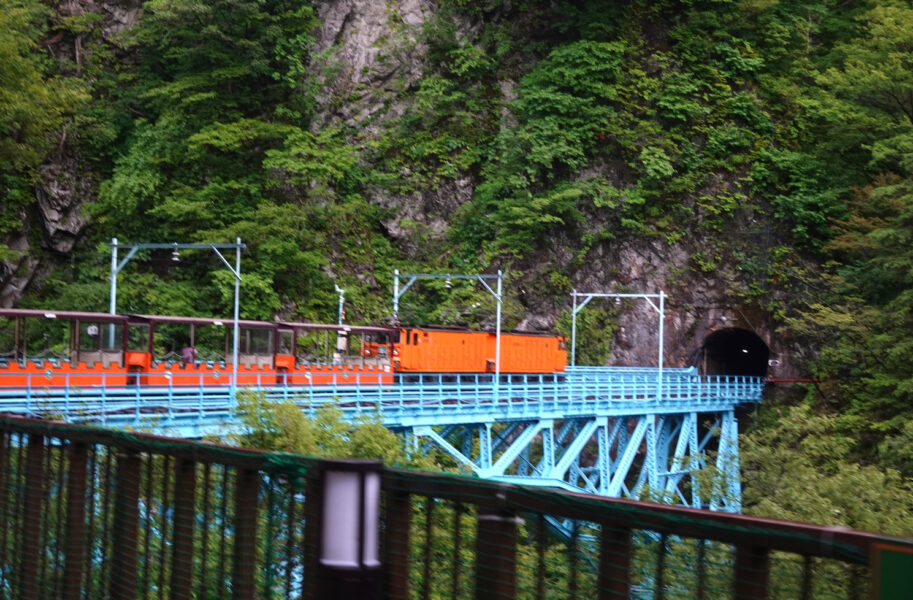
left=382, top=467, right=913, bottom=599
left=0, top=414, right=909, bottom=599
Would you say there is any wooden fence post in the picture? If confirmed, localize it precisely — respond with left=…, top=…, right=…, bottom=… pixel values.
left=110, top=450, right=141, bottom=600
left=734, top=544, right=770, bottom=600
left=170, top=457, right=197, bottom=600
left=62, top=442, right=88, bottom=600
left=21, top=434, right=45, bottom=600
left=384, top=489, right=412, bottom=600
left=474, top=510, right=520, bottom=600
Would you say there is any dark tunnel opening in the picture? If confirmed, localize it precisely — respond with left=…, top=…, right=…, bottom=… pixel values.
left=698, top=328, right=769, bottom=377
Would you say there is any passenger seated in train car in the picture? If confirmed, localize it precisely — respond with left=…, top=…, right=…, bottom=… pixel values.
left=181, top=345, right=198, bottom=366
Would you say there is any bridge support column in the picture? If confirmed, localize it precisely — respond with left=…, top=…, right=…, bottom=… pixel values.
left=645, top=415, right=661, bottom=499
left=710, top=411, right=741, bottom=512
left=540, top=423, right=554, bottom=475
left=688, top=414, right=702, bottom=508
left=479, top=424, right=492, bottom=470
left=597, top=418, right=611, bottom=495
left=723, top=411, right=741, bottom=512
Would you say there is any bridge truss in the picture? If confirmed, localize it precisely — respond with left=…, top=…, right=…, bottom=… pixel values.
left=409, top=408, right=742, bottom=512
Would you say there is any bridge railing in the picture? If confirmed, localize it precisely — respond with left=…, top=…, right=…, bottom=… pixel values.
left=0, top=369, right=763, bottom=408
left=0, top=414, right=908, bottom=600
left=0, top=369, right=764, bottom=427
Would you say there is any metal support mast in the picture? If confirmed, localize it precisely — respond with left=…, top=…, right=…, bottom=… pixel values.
left=571, top=290, right=665, bottom=401
left=392, top=270, right=503, bottom=384
left=108, top=238, right=246, bottom=392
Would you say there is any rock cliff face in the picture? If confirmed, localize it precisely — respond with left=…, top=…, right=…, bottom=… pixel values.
left=0, top=0, right=143, bottom=308
left=7, top=0, right=795, bottom=377
left=304, top=1, right=790, bottom=376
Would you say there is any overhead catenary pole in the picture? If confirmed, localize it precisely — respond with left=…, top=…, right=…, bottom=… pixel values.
left=232, top=238, right=241, bottom=396
left=110, top=237, right=117, bottom=317
left=107, top=238, right=245, bottom=392
left=658, top=290, right=664, bottom=403
left=495, top=270, right=502, bottom=386
left=392, top=270, right=504, bottom=383
left=570, top=290, right=666, bottom=401
left=393, top=270, right=399, bottom=321
left=335, top=285, right=346, bottom=326
left=109, top=238, right=118, bottom=349
left=571, top=290, right=577, bottom=368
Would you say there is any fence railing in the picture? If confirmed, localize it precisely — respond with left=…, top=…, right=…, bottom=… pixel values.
left=0, top=414, right=906, bottom=600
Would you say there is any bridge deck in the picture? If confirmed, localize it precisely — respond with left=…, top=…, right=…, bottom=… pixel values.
left=0, top=367, right=763, bottom=432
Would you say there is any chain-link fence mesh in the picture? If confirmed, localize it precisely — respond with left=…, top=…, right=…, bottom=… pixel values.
left=0, top=417, right=320, bottom=600
left=0, top=415, right=907, bottom=600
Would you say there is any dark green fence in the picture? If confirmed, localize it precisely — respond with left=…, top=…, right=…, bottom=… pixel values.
left=0, top=414, right=908, bottom=599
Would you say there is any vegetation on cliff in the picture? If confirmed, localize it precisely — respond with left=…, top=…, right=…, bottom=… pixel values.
left=4, top=0, right=913, bottom=533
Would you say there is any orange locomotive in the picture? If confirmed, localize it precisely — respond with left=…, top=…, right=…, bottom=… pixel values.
left=0, top=309, right=566, bottom=388
left=391, top=326, right=566, bottom=374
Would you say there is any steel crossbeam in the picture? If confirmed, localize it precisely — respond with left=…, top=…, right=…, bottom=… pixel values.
left=548, top=419, right=599, bottom=480
left=483, top=420, right=551, bottom=477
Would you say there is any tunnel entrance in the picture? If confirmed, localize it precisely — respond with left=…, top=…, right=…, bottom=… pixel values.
left=698, top=328, right=769, bottom=377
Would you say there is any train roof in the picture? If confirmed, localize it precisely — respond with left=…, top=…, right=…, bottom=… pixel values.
left=0, top=309, right=562, bottom=338
left=0, top=308, right=128, bottom=322
left=129, top=314, right=276, bottom=328
left=398, top=323, right=564, bottom=337
left=277, top=321, right=397, bottom=335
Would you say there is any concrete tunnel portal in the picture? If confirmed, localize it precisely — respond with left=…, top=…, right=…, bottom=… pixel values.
left=698, top=327, right=769, bottom=377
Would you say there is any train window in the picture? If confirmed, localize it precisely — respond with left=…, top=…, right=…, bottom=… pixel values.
left=348, top=334, right=362, bottom=356
left=558, top=339, right=567, bottom=350
left=29, top=318, right=71, bottom=359
left=244, top=328, right=273, bottom=354
left=391, top=330, right=400, bottom=344
left=278, top=330, right=293, bottom=354
left=0, top=318, right=13, bottom=358
left=101, top=323, right=123, bottom=351
left=79, top=322, right=101, bottom=351
left=413, top=333, right=418, bottom=345
left=128, top=324, right=150, bottom=352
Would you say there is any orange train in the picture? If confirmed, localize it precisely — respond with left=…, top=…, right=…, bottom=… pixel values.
left=0, top=308, right=566, bottom=388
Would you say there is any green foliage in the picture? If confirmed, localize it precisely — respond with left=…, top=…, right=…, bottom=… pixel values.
left=653, top=73, right=708, bottom=123
left=0, top=2, right=87, bottom=174
left=555, top=305, right=617, bottom=366
left=263, top=128, right=360, bottom=188
left=749, top=148, right=845, bottom=246
left=813, top=3, right=913, bottom=171
left=83, top=0, right=401, bottom=323
left=372, top=9, right=501, bottom=192
left=742, top=405, right=913, bottom=536
left=512, top=40, right=626, bottom=176
left=230, top=391, right=439, bottom=469
left=486, top=183, right=585, bottom=255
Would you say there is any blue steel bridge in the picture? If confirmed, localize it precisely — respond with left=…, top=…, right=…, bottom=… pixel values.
left=0, top=365, right=764, bottom=512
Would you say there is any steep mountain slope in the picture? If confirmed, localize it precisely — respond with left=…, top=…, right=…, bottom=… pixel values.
left=6, top=0, right=913, bottom=533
